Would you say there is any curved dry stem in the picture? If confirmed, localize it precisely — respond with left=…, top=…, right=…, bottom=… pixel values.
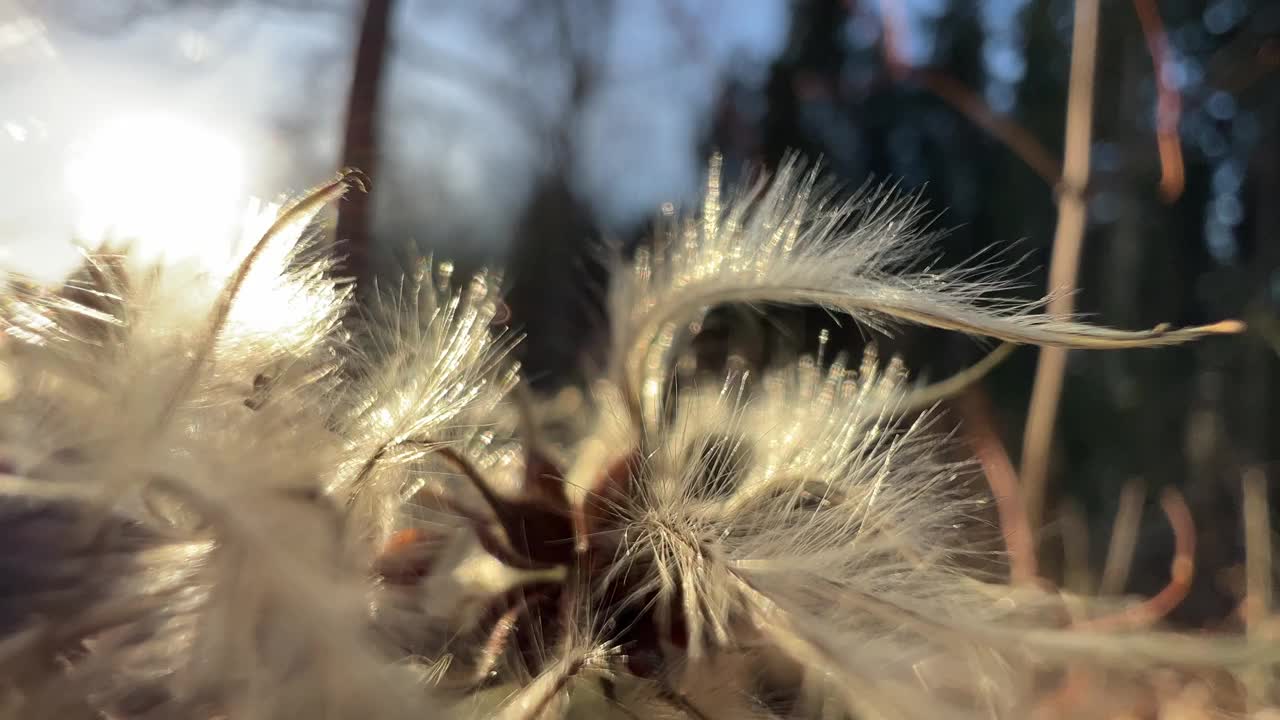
left=901, top=342, right=1017, bottom=412
left=1075, top=488, right=1195, bottom=631
left=624, top=289, right=1243, bottom=437
left=954, top=387, right=1037, bottom=584
left=1133, top=0, right=1186, bottom=203
left=833, top=292, right=1245, bottom=349
left=161, top=169, right=360, bottom=428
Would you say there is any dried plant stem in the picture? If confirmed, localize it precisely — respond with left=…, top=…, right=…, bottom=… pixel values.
left=1020, top=0, right=1101, bottom=538
left=916, top=71, right=1063, bottom=188
left=878, top=6, right=1062, bottom=188
left=1075, top=488, right=1195, bottom=631
left=472, top=604, right=526, bottom=687
left=1133, top=0, right=1185, bottom=203
left=1242, top=467, right=1272, bottom=631
left=904, top=342, right=1016, bottom=412
left=1057, top=501, right=1091, bottom=594
left=1242, top=466, right=1274, bottom=712
left=164, top=172, right=356, bottom=430
left=1098, top=478, right=1146, bottom=596
left=954, top=387, right=1037, bottom=584
left=494, top=653, right=587, bottom=720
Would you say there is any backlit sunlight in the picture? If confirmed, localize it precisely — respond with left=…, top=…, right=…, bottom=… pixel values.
left=64, top=112, right=249, bottom=267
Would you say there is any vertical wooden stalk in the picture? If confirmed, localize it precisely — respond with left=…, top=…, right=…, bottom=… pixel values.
left=1020, top=0, right=1100, bottom=536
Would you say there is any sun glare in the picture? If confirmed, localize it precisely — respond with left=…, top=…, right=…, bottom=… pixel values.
left=61, top=114, right=326, bottom=350
left=64, top=113, right=250, bottom=267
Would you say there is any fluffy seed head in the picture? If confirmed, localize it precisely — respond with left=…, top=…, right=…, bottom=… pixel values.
left=0, top=158, right=1266, bottom=720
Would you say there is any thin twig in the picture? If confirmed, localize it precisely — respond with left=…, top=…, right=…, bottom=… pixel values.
left=1098, top=478, right=1146, bottom=595
left=1242, top=466, right=1272, bottom=631
left=916, top=71, right=1063, bottom=188
left=1241, top=466, right=1274, bottom=720
left=1132, top=0, right=1185, bottom=202
left=954, top=387, right=1037, bottom=583
left=1019, top=0, right=1101, bottom=538
left=902, top=342, right=1017, bottom=412
left=877, top=9, right=1062, bottom=188
left=1057, top=501, right=1091, bottom=594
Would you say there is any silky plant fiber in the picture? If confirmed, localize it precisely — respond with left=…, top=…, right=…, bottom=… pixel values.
left=0, top=157, right=1274, bottom=719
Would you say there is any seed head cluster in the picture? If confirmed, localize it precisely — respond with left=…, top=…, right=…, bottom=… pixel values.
left=0, top=159, right=1270, bottom=719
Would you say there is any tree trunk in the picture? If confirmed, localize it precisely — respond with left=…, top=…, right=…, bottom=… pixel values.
left=335, top=0, right=394, bottom=288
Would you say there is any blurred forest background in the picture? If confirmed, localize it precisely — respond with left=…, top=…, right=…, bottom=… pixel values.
left=0, top=0, right=1277, bottom=627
